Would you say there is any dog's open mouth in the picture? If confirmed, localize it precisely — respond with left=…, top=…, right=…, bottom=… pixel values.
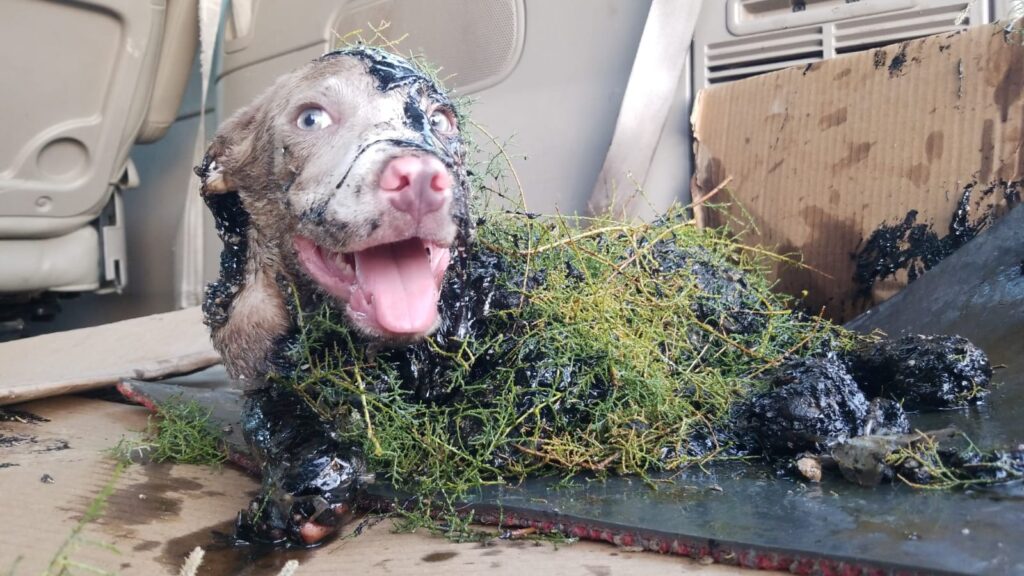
left=294, top=236, right=451, bottom=337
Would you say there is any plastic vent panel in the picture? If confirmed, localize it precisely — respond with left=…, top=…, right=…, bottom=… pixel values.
left=834, top=3, right=973, bottom=53
left=705, top=27, right=825, bottom=84
left=729, top=0, right=918, bottom=35
left=696, top=0, right=993, bottom=90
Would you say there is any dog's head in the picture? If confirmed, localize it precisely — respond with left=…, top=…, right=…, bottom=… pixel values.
left=200, top=47, right=470, bottom=344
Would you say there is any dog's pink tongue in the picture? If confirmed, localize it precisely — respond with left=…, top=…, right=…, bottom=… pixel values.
left=353, top=239, right=439, bottom=334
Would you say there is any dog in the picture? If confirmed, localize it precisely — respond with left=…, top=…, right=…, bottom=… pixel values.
left=197, top=46, right=472, bottom=545
left=199, top=46, right=472, bottom=380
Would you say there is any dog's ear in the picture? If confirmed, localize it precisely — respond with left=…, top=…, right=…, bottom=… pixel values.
left=196, top=103, right=265, bottom=196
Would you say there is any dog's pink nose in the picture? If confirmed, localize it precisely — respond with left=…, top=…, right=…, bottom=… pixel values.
left=379, top=155, right=452, bottom=218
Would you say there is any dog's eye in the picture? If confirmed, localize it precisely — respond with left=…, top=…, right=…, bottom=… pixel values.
left=428, top=109, right=456, bottom=135
left=296, top=107, right=332, bottom=131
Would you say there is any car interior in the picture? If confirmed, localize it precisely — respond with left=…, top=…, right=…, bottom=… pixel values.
left=0, top=0, right=1011, bottom=338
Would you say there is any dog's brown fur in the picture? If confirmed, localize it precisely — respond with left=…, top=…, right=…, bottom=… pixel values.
left=198, top=48, right=470, bottom=378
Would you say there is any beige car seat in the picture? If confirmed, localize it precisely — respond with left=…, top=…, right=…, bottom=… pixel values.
left=0, top=0, right=197, bottom=301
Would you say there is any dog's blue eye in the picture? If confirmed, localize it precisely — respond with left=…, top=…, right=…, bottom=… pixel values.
left=428, top=109, right=455, bottom=135
left=297, top=107, right=332, bottom=130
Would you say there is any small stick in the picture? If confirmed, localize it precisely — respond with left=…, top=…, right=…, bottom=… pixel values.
left=690, top=175, right=734, bottom=209
left=501, top=527, right=537, bottom=540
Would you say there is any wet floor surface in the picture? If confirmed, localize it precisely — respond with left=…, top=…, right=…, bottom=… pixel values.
left=1, top=397, right=753, bottom=575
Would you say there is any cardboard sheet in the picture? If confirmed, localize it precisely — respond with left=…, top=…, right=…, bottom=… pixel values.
left=0, top=397, right=753, bottom=575
left=691, top=23, right=1024, bottom=320
left=0, top=307, right=220, bottom=405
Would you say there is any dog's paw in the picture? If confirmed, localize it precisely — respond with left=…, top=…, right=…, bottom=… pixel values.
left=234, top=495, right=353, bottom=547
left=296, top=503, right=352, bottom=545
left=234, top=449, right=370, bottom=547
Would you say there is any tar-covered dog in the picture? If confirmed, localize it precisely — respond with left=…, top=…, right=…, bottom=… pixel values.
left=197, top=47, right=472, bottom=546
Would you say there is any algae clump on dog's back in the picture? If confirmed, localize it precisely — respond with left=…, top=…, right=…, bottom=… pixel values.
left=275, top=204, right=855, bottom=502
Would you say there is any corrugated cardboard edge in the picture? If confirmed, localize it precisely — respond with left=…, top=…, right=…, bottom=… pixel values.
left=691, top=23, right=1024, bottom=320
left=0, top=307, right=220, bottom=405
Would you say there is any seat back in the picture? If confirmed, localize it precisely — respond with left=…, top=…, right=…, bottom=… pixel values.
left=0, top=0, right=168, bottom=239
left=138, top=0, right=199, bottom=144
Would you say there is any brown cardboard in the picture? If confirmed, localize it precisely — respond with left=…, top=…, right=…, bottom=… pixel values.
left=0, top=307, right=220, bottom=405
left=0, top=397, right=757, bottom=575
left=691, top=23, right=1024, bottom=321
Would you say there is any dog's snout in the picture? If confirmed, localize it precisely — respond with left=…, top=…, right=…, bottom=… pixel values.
left=379, top=156, right=451, bottom=218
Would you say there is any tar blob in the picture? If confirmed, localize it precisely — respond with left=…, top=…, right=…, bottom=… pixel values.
left=844, top=334, right=992, bottom=410
left=854, top=186, right=983, bottom=293
left=201, top=190, right=250, bottom=329
left=737, top=333, right=991, bottom=460
left=736, top=356, right=871, bottom=455
left=322, top=46, right=430, bottom=93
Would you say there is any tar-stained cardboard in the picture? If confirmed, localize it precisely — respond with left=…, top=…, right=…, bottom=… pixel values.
left=691, top=23, right=1024, bottom=321
left=0, top=401, right=746, bottom=575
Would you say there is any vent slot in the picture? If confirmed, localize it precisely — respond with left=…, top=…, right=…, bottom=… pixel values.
left=727, top=0, right=917, bottom=36
left=699, top=1, right=981, bottom=88
left=738, top=0, right=867, bottom=12
left=834, top=3, right=970, bottom=53
left=705, top=28, right=824, bottom=84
